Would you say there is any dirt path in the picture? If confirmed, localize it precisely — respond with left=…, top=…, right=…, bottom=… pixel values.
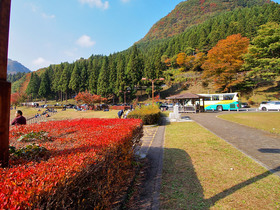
left=188, top=112, right=280, bottom=177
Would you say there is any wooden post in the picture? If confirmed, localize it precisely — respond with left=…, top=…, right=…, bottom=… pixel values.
left=151, top=80, right=154, bottom=103
left=0, top=0, right=12, bottom=167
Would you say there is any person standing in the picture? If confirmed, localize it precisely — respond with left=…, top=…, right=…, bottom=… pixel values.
left=11, top=110, right=26, bottom=125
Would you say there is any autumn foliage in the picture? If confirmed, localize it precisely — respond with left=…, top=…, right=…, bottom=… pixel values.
left=202, top=34, right=249, bottom=92
left=1, top=118, right=143, bottom=209
left=75, top=91, right=107, bottom=105
left=10, top=92, right=26, bottom=106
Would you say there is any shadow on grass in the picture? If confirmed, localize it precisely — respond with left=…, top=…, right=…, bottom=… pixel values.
left=161, top=148, right=278, bottom=209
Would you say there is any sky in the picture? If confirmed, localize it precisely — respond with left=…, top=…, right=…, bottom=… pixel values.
left=8, top=0, right=280, bottom=71
left=8, top=0, right=182, bottom=71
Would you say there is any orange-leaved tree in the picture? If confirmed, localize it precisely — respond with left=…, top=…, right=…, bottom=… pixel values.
left=75, top=91, right=107, bottom=105
left=10, top=92, right=26, bottom=106
left=176, top=52, right=186, bottom=67
left=202, top=34, right=249, bottom=92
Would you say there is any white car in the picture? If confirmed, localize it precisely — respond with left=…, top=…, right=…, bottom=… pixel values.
left=259, top=101, right=280, bottom=111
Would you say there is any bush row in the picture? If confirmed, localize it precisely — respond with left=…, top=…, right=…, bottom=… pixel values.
left=127, top=105, right=161, bottom=125
left=1, top=118, right=143, bottom=209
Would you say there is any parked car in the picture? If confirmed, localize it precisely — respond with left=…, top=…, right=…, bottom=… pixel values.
left=166, top=103, right=174, bottom=109
left=240, top=102, right=250, bottom=108
left=160, top=103, right=169, bottom=110
left=65, top=104, right=75, bottom=108
left=259, top=101, right=280, bottom=111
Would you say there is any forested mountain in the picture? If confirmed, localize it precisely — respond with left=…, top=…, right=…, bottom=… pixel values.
left=7, top=72, right=26, bottom=83
left=13, top=0, right=280, bottom=103
left=8, top=59, right=31, bottom=74
left=140, top=0, right=272, bottom=42
left=138, top=2, right=280, bottom=54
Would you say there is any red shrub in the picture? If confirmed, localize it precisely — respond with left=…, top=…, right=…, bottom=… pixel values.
left=1, top=118, right=143, bottom=209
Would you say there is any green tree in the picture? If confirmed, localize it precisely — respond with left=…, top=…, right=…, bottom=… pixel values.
left=26, top=72, right=40, bottom=100
left=108, top=54, right=117, bottom=94
left=126, top=45, right=144, bottom=92
left=52, top=64, right=63, bottom=100
left=38, top=71, right=51, bottom=99
left=59, top=63, right=71, bottom=100
left=243, top=22, right=280, bottom=94
left=79, top=67, right=88, bottom=92
left=116, top=54, right=127, bottom=102
left=97, top=57, right=109, bottom=97
left=88, top=58, right=100, bottom=94
left=69, top=63, right=81, bottom=94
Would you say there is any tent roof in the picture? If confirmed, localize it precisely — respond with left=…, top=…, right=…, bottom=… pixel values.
left=166, top=93, right=206, bottom=100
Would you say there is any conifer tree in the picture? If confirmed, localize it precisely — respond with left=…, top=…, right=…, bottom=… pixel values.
left=26, top=72, right=40, bottom=100
left=108, top=54, right=117, bottom=94
left=80, top=67, right=88, bottom=92
left=59, top=63, right=71, bottom=100
left=89, top=58, right=100, bottom=94
left=116, top=54, right=126, bottom=102
left=97, top=57, right=109, bottom=97
left=69, top=63, right=81, bottom=94
left=52, top=64, right=63, bottom=100
left=243, top=22, right=280, bottom=93
left=126, top=45, right=144, bottom=93
left=38, top=71, right=51, bottom=100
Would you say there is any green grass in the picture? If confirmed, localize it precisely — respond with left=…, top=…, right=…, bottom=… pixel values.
left=160, top=122, right=280, bottom=209
left=218, top=112, right=280, bottom=134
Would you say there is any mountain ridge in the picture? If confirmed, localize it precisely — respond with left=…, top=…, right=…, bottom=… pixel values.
left=139, top=0, right=272, bottom=43
left=8, top=59, right=31, bottom=75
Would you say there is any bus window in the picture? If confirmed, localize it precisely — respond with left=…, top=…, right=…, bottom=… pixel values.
left=204, top=97, right=211, bottom=101
left=212, top=95, right=219, bottom=101
left=224, top=94, right=234, bottom=100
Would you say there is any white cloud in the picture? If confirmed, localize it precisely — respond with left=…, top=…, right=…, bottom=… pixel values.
left=42, top=13, right=55, bottom=19
left=32, top=57, right=51, bottom=68
left=79, top=0, right=109, bottom=10
left=76, top=35, right=96, bottom=48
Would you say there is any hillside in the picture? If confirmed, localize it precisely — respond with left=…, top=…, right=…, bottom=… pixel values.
left=140, top=0, right=271, bottom=42
left=8, top=59, right=31, bottom=74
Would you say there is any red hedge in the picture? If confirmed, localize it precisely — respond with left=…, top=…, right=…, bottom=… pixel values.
left=1, top=118, right=143, bottom=209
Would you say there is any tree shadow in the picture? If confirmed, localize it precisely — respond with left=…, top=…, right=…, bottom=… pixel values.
left=205, top=166, right=280, bottom=206
left=158, top=148, right=279, bottom=209
left=259, top=148, right=280, bottom=154
left=160, top=148, right=208, bottom=209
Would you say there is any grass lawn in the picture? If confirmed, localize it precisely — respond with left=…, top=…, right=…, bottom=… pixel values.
left=50, top=109, right=119, bottom=120
left=160, top=122, right=280, bottom=209
left=10, top=106, right=120, bottom=122
left=10, top=106, right=41, bottom=120
left=218, top=112, right=280, bottom=135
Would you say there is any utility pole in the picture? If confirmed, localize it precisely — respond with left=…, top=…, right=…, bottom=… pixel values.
left=0, top=0, right=12, bottom=167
